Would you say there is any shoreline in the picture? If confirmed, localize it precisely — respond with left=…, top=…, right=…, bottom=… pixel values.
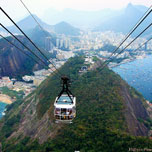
left=110, top=55, right=150, bottom=69
left=0, top=94, right=13, bottom=104
left=0, top=101, right=8, bottom=105
left=111, top=54, right=152, bottom=101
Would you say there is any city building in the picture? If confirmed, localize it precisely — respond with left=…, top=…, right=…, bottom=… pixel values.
left=45, top=37, right=53, bottom=51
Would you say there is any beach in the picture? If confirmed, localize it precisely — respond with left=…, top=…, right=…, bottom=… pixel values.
left=0, top=94, right=13, bottom=104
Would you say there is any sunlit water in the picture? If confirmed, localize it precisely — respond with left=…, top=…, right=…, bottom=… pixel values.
left=113, top=55, right=152, bottom=101
left=0, top=102, right=7, bottom=119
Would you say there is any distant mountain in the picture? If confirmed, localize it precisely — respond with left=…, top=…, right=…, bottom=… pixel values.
left=42, top=8, right=119, bottom=29
left=94, top=3, right=152, bottom=37
left=27, top=21, right=80, bottom=46
left=53, top=21, right=80, bottom=36
left=41, top=4, right=152, bottom=37
left=0, top=14, right=81, bottom=36
left=134, top=5, right=148, bottom=12
left=0, top=14, right=51, bottom=34
left=28, top=20, right=81, bottom=36
left=27, top=26, right=56, bottom=49
left=1, top=3, right=151, bottom=37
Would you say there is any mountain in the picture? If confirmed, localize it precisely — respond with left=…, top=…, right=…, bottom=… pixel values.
left=0, top=14, right=51, bottom=34
left=0, top=13, right=81, bottom=36
left=27, top=26, right=57, bottom=49
left=42, top=8, right=119, bottom=29
left=0, top=56, right=152, bottom=151
left=53, top=21, right=80, bottom=36
left=0, top=26, right=54, bottom=79
left=94, top=3, right=152, bottom=37
left=1, top=4, right=151, bottom=36
left=134, top=5, right=148, bottom=12
left=0, top=36, right=40, bottom=79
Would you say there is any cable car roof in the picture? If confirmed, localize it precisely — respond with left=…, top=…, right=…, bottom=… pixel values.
left=56, top=95, right=74, bottom=105
left=54, top=94, right=76, bottom=109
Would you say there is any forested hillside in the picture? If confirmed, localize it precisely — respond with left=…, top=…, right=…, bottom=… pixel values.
left=0, top=56, right=152, bottom=152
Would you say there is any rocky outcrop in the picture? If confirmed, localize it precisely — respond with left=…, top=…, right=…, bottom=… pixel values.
left=120, top=83, right=149, bottom=136
left=8, top=93, right=63, bottom=144
left=0, top=36, right=44, bottom=78
left=0, top=36, right=42, bottom=79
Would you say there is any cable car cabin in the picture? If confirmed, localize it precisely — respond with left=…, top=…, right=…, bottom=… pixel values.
left=54, top=94, right=76, bottom=123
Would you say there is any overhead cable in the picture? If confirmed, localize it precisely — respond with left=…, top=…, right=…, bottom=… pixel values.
left=0, top=33, right=46, bottom=67
left=0, top=23, right=49, bottom=68
left=112, top=23, right=152, bottom=59
left=134, top=36, right=152, bottom=52
left=19, top=0, right=55, bottom=47
left=102, top=23, right=152, bottom=69
left=101, top=5, right=152, bottom=68
left=0, top=7, right=62, bottom=76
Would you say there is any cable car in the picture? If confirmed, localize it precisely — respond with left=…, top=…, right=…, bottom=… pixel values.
left=54, top=76, right=76, bottom=123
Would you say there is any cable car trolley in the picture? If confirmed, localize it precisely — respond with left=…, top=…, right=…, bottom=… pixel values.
left=54, top=76, right=76, bottom=123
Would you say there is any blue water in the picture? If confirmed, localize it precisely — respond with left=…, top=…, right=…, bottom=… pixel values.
left=113, top=55, right=152, bottom=101
left=0, top=102, right=7, bottom=119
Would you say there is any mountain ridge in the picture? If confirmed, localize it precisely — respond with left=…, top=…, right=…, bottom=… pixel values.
left=0, top=14, right=51, bottom=34
left=0, top=14, right=81, bottom=36
left=1, top=3, right=151, bottom=36
left=94, top=3, right=152, bottom=36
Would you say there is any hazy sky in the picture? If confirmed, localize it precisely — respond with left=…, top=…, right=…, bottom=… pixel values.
left=0, top=0, right=151, bottom=26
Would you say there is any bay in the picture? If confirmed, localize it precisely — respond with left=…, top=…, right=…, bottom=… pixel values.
left=113, top=55, right=152, bottom=101
left=0, top=102, right=7, bottom=119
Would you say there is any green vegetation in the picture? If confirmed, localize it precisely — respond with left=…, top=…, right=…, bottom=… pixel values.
left=0, top=87, right=24, bottom=112
left=0, top=87, right=24, bottom=99
left=0, top=56, right=152, bottom=151
left=0, top=87, right=24, bottom=140
left=36, top=56, right=84, bottom=118
left=92, top=56, right=100, bottom=62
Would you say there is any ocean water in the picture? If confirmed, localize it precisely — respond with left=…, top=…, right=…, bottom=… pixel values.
left=113, top=55, right=152, bottom=101
left=0, top=102, right=7, bottom=119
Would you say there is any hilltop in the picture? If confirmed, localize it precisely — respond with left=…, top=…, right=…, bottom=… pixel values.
left=0, top=56, right=152, bottom=151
